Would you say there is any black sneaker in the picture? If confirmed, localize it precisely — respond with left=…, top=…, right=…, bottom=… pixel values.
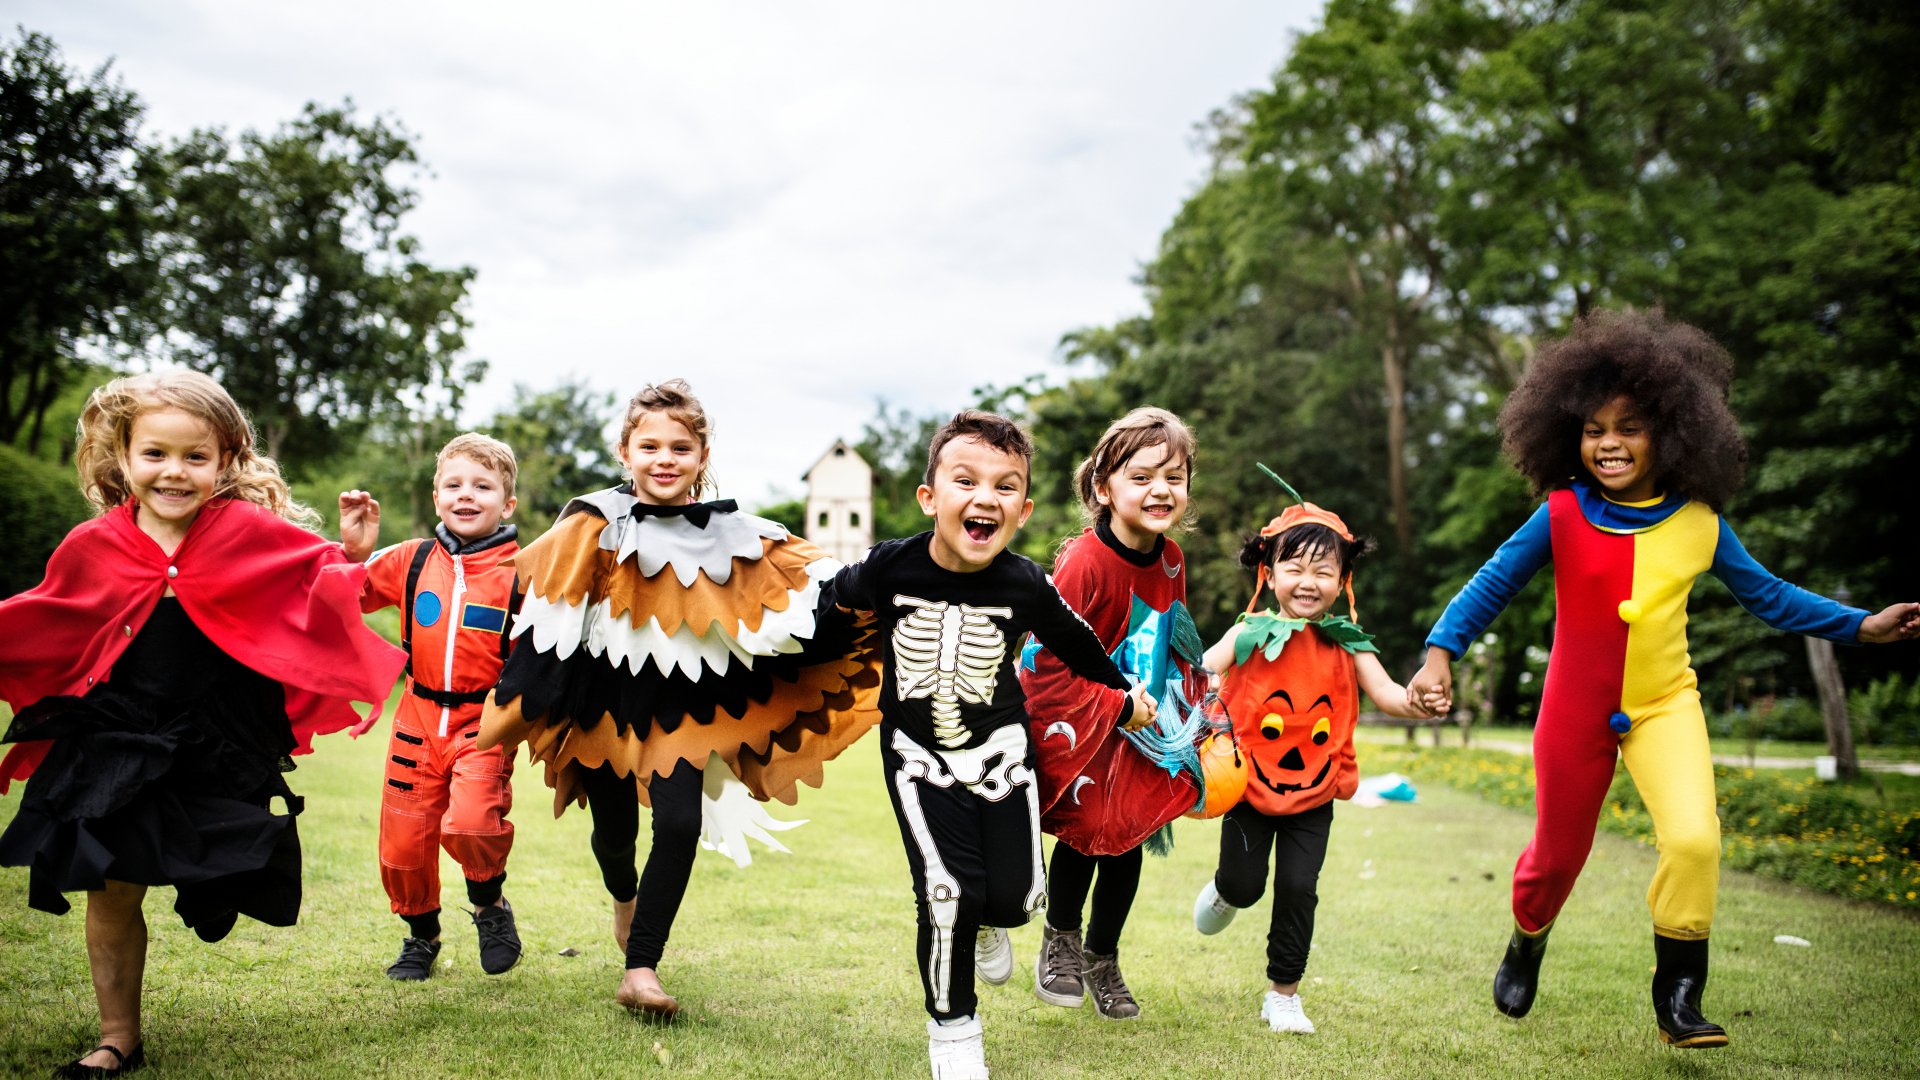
left=473, top=900, right=523, bottom=975
left=386, top=936, right=441, bottom=981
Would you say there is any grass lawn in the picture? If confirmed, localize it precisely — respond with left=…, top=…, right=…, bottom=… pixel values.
left=1386, top=723, right=1920, bottom=765
left=4, top=715, right=1920, bottom=1077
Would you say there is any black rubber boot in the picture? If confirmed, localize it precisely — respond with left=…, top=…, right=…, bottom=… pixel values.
left=1492, top=922, right=1551, bottom=1018
left=1652, top=934, right=1728, bottom=1048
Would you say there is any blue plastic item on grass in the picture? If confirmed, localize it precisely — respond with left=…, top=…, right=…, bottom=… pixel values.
left=1357, top=772, right=1417, bottom=803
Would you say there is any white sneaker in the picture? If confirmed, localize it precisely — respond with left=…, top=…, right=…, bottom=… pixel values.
left=1261, top=989, right=1316, bottom=1034
left=927, top=1015, right=990, bottom=1080
left=975, top=926, right=1013, bottom=986
left=1194, top=880, right=1237, bottom=935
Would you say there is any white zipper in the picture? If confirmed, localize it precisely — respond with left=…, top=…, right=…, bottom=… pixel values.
left=442, top=553, right=466, bottom=737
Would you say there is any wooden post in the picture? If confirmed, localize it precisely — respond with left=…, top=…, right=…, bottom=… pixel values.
left=1805, top=635, right=1858, bottom=780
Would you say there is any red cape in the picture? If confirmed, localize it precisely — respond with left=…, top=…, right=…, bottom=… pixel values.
left=1021, top=530, right=1199, bottom=855
left=0, top=499, right=407, bottom=791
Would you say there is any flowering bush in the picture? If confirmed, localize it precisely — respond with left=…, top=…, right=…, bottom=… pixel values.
left=1366, top=746, right=1920, bottom=911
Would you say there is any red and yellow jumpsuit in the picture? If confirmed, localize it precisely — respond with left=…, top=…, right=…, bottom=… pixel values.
left=1426, top=483, right=1864, bottom=939
left=362, top=528, right=519, bottom=918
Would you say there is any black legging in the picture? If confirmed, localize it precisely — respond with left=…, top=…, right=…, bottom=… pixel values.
left=1214, top=799, right=1333, bottom=986
left=1045, top=842, right=1142, bottom=955
left=578, top=758, right=704, bottom=971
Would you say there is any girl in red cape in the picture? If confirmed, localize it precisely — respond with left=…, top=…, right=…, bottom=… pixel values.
left=1018, top=407, right=1203, bottom=1020
left=0, top=371, right=405, bottom=1078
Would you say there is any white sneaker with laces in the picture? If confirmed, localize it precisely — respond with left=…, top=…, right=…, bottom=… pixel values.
left=927, top=1015, right=990, bottom=1080
left=1261, top=989, right=1316, bottom=1034
left=1193, top=880, right=1237, bottom=935
left=974, top=926, right=1013, bottom=986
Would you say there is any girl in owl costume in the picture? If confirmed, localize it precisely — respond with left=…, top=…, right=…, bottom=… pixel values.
left=478, top=380, right=880, bottom=1018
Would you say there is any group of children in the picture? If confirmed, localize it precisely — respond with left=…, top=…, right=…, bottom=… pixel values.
left=1, top=310, right=1915, bottom=1078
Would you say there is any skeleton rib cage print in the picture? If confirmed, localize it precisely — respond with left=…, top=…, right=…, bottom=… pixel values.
left=890, top=595, right=1013, bottom=748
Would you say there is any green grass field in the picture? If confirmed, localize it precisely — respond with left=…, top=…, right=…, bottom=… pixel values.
left=4, top=719, right=1919, bottom=1078
left=1393, top=723, right=1920, bottom=766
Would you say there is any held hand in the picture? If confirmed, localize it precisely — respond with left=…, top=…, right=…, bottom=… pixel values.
left=1408, top=647, right=1454, bottom=716
left=1859, top=602, right=1920, bottom=644
left=1123, top=684, right=1158, bottom=731
left=338, top=489, right=381, bottom=562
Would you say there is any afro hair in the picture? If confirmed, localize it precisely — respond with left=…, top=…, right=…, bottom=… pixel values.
left=1499, top=309, right=1747, bottom=511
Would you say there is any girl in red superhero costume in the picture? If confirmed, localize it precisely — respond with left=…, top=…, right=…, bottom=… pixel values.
left=0, top=371, right=405, bottom=1077
left=1018, top=407, right=1204, bottom=1020
left=477, top=379, right=879, bottom=1020
left=1408, top=310, right=1920, bottom=1047
left=1192, top=475, right=1436, bottom=1036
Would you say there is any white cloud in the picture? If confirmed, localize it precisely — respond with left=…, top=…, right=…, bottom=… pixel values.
left=16, top=0, right=1321, bottom=504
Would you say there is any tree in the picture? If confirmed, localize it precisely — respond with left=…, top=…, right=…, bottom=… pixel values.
left=0, top=29, right=148, bottom=452
left=139, top=102, right=477, bottom=469
left=854, top=400, right=942, bottom=543
left=487, top=378, right=621, bottom=538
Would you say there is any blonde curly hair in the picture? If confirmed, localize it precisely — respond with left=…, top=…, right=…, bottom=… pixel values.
left=75, top=370, right=320, bottom=529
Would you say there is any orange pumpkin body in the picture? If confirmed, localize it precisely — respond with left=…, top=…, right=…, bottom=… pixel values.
left=1218, top=623, right=1360, bottom=815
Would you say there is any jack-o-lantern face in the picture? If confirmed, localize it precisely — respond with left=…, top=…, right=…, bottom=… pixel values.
left=1219, top=623, right=1359, bottom=815
left=1250, top=688, right=1336, bottom=796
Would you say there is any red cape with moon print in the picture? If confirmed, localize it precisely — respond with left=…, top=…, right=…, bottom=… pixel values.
left=1020, top=529, right=1199, bottom=856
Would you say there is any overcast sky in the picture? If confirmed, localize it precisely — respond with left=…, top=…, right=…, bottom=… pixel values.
left=18, top=1, right=1322, bottom=505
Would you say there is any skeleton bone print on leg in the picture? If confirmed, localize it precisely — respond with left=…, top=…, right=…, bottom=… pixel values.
left=892, top=595, right=1014, bottom=748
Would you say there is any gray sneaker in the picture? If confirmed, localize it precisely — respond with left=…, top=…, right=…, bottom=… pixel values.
left=1082, top=949, right=1140, bottom=1020
left=1033, top=924, right=1085, bottom=1008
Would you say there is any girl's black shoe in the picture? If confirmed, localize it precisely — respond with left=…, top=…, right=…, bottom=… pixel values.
left=1653, top=934, right=1729, bottom=1048
left=53, top=1042, right=145, bottom=1078
left=1493, top=922, right=1551, bottom=1018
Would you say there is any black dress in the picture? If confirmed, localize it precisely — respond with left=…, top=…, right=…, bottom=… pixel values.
left=0, top=597, right=303, bottom=939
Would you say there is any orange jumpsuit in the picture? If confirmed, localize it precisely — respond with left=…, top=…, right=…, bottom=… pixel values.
left=362, top=528, right=519, bottom=917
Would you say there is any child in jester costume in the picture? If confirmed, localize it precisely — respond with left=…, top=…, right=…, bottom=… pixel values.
left=1192, top=467, right=1439, bottom=1035
left=1408, top=310, right=1920, bottom=1048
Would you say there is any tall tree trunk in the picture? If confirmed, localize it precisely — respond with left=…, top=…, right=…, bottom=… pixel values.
left=1805, top=635, right=1858, bottom=780
left=1381, top=322, right=1412, bottom=554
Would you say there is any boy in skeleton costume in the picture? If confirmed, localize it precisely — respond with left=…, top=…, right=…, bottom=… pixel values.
left=829, top=411, right=1155, bottom=1080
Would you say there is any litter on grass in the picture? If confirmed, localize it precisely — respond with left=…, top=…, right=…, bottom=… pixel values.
left=1352, top=773, right=1417, bottom=806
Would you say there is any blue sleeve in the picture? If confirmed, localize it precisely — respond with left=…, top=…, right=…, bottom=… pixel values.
left=1424, top=504, right=1553, bottom=658
left=1709, top=519, right=1865, bottom=643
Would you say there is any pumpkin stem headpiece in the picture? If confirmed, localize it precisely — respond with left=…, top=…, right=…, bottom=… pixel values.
left=1249, top=463, right=1359, bottom=621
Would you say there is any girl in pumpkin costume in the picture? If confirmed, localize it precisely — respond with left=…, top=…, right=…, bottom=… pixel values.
left=477, top=380, right=881, bottom=1019
left=1192, top=472, right=1438, bottom=1035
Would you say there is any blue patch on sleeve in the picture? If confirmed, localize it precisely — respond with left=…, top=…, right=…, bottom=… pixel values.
left=462, top=604, right=508, bottom=634
left=413, top=591, right=443, bottom=628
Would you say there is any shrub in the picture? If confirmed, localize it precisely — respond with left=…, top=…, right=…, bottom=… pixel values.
left=1368, top=745, right=1920, bottom=911
left=0, top=445, right=92, bottom=598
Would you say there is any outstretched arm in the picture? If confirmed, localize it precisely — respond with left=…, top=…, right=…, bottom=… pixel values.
left=1357, top=652, right=1437, bottom=719
left=1201, top=624, right=1243, bottom=689
left=338, top=489, right=380, bottom=562
left=1860, top=602, right=1920, bottom=644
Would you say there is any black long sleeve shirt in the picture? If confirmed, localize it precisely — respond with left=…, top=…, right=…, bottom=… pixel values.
left=830, top=534, right=1130, bottom=751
